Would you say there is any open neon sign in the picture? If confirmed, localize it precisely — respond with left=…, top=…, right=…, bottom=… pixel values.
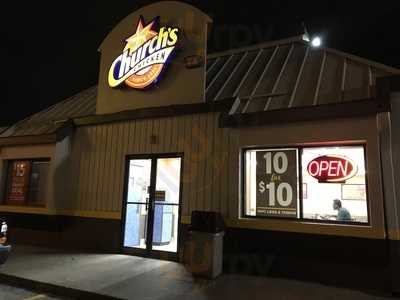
left=307, top=155, right=358, bottom=183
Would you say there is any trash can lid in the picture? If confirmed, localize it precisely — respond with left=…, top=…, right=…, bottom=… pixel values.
left=190, top=211, right=225, bottom=233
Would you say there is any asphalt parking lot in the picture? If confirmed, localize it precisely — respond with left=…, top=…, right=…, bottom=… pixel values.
left=0, top=283, right=65, bottom=300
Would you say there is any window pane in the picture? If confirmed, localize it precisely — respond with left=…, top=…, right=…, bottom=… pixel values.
left=123, top=203, right=148, bottom=249
left=155, top=158, right=181, bottom=204
left=151, top=157, right=181, bottom=253
left=244, top=148, right=299, bottom=218
left=151, top=204, right=179, bottom=253
left=301, top=146, right=368, bottom=223
left=127, top=159, right=151, bottom=203
left=28, top=161, right=49, bottom=206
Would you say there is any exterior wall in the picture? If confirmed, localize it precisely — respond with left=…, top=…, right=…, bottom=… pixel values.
left=53, top=136, right=71, bottom=213
left=387, top=92, right=400, bottom=241
left=0, top=112, right=389, bottom=259
left=63, top=112, right=230, bottom=220
left=0, top=113, right=385, bottom=248
left=230, top=115, right=385, bottom=239
left=0, top=140, right=121, bottom=252
left=63, top=112, right=384, bottom=239
left=0, top=144, right=56, bottom=212
left=378, top=91, right=400, bottom=292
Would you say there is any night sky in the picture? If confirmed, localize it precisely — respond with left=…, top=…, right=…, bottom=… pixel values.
left=1, top=1, right=400, bottom=126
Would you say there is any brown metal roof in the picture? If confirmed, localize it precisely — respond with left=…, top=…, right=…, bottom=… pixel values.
left=205, top=36, right=400, bottom=114
left=0, top=86, right=97, bottom=139
left=1, top=35, right=399, bottom=139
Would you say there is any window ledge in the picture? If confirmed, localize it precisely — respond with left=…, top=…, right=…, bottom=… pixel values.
left=0, top=205, right=49, bottom=215
left=231, top=217, right=381, bottom=239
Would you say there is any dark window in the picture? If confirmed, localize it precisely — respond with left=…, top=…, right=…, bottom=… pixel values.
left=3, top=159, right=50, bottom=207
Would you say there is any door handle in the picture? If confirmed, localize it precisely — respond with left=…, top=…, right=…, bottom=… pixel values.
left=147, top=186, right=155, bottom=211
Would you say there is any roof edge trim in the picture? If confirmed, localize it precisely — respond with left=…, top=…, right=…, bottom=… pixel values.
left=74, top=99, right=234, bottom=127
left=220, top=97, right=388, bottom=128
left=0, top=134, right=57, bottom=147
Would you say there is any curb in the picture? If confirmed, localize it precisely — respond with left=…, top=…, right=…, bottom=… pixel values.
left=0, top=273, right=123, bottom=300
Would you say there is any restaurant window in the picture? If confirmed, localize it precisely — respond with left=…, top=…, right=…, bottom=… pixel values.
left=301, top=146, right=368, bottom=223
left=3, top=159, right=50, bottom=207
left=243, top=145, right=369, bottom=224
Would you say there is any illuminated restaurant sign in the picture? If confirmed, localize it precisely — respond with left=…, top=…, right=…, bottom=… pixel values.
left=108, top=16, right=179, bottom=89
left=307, top=155, right=357, bottom=183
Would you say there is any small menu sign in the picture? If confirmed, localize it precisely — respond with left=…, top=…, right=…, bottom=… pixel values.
left=7, top=161, right=31, bottom=203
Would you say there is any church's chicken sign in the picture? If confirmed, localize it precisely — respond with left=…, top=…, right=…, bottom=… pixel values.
left=108, top=16, right=179, bottom=89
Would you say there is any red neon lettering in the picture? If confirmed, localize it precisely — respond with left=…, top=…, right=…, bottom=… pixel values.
left=308, top=161, right=319, bottom=176
left=337, top=160, right=348, bottom=177
left=328, top=161, right=338, bottom=176
left=318, top=161, right=329, bottom=176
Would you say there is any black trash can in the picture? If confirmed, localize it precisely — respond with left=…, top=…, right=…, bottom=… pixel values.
left=0, top=245, right=11, bottom=265
left=184, top=211, right=225, bottom=279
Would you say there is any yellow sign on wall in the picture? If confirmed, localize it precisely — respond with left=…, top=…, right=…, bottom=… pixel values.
left=108, top=16, right=179, bottom=90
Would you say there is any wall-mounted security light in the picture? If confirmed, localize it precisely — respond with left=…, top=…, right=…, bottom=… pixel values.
left=311, top=36, right=322, bottom=48
left=301, top=22, right=322, bottom=48
left=302, top=33, right=310, bottom=42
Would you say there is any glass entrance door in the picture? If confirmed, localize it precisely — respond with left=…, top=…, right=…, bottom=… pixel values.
left=151, top=157, right=181, bottom=253
left=122, top=155, right=182, bottom=259
left=123, top=159, right=151, bottom=250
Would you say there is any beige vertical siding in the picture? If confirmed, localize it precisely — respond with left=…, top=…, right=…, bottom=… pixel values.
left=61, top=112, right=386, bottom=239
left=65, top=112, right=231, bottom=217
left=219, top=126, right=230, bottom=217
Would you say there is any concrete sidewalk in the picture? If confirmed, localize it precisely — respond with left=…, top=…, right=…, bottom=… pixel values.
left=0, top=245, right=397, bottom=300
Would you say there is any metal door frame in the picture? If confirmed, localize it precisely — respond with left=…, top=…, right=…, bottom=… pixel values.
left=121, top=153, right=184, bottom=261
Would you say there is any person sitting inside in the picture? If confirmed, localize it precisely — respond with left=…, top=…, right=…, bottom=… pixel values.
left=0, top=219, right=8, bottom=245
left=333, top=199, right=351, bottom=221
